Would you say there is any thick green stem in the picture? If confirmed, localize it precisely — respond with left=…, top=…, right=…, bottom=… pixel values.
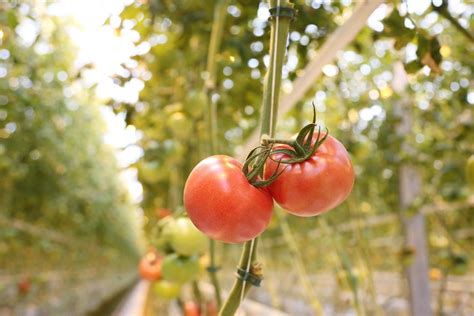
left=261, top=138, right=297, bottom=146
left=204, top=0, right=229, bottom=307
left=219, top=1, right=294, bottom=315
left=205, top=0, right=228, bottom=154
left=259, top=1, right=294, bottom=138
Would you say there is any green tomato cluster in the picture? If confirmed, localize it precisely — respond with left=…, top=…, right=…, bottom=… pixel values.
left=150, top=216, right=208, bottom=300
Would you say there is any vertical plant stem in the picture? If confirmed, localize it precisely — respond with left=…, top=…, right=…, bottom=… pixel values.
left=168, top=165, right=181, bottom=210
left=204, top=0, right=229, bottom=307
left=319, top=218, right=364, bottom=316
left=258, top=238, right=284, bottom=309
left=276, top=210, right=324, bottom=316
left=347, top=194, right=381, bottom=316
left=219, top=1, right=294, bottom=315
left=192, top=280, right=204, bottom=309
left=205, top=0, right=228, bottom=154
left=208, top=238, right=222, bottom=307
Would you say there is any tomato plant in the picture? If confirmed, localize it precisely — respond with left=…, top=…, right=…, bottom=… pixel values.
left=17, top=277, right=31, bottom=295
left=184, top=155, right=273, bottom=243
left=153, top=280, right=181, bottom=300
left=138, top=252, right=162, bottom=281
left=265, top=134, right=354, bottom=216
left=184, top=301, right=201, bottom=316
left=168, top=217, right=207, bottom=256
left=161, top=253, right=200, bottom=284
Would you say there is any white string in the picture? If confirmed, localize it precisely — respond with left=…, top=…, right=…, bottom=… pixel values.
left=238, top=0, right=283, bottom=307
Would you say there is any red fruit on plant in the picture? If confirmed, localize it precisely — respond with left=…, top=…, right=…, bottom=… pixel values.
left=138, top=252, right=162, bottom=281
left=184, top=155, right=273, bottom=243
left=265, top=134, right=354, bottom=216
left=156, top=208, right=172, bottom=219
left=184, top=301, right=201, bottom=316
left=18, top=277, right=30, bottom=295
left=206, top=301, right=218, bottom=316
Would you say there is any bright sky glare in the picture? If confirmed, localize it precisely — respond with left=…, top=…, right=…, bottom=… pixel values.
left=47, top=0, right=144, bottom=203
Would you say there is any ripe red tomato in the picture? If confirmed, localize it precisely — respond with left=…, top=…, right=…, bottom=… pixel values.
left=184, top=155, right=273, bottom=243
left=138, top=252, right=162, bottom=281
left=184, top=301, right=201, bottom=316
left=265, top=134, right=354, bottom=216
left=18, top=277, right=31, bottom=295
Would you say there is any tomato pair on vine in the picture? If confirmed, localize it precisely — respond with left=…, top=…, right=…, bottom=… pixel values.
left=184, top=108, right=355, bottom=243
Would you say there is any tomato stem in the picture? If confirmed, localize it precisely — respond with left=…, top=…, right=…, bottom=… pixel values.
left=208, top=239, right=222, bottom=307
left=192, top=281, right=204, bottom=311
left=219, top=1, right=295, bottom=315
left=261, top=138, right=297, bottom=146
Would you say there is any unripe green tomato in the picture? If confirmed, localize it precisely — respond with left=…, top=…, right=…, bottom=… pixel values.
left=152, top=217, right=175, bottom=251
left=169, top=217, right=207, bottom=256
left=161, top=254, right=200, bottom=284
left=153, top=280, right=181, bottom=299
left=466, top=155, right=474, bottom=188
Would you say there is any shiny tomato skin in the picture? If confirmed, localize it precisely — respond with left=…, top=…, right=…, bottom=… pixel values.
left=265, top=135, right=354, bottom=217
left=138, top=253, right=162, bottom=281
left=184, top=155, right=273, bottom=243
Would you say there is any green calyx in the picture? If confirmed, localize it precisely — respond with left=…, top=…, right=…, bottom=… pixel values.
left=241, top=144, right=286, bottom=188
left=242, top=104, right=329, bottom=187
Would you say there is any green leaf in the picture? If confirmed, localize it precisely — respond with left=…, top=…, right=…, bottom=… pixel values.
left=381, top=8, right=416, bottom=49
left=404, top=60, right=423, bottom=74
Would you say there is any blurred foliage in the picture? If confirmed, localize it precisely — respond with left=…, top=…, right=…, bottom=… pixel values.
left=0, top=0, right=473, bottom=312
left=112, top=0, right=473, bottom=276
left=0, top=1, right=143, bottom=278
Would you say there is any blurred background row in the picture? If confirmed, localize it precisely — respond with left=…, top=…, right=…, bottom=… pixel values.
left=0, top=0, right=472, bottom=315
